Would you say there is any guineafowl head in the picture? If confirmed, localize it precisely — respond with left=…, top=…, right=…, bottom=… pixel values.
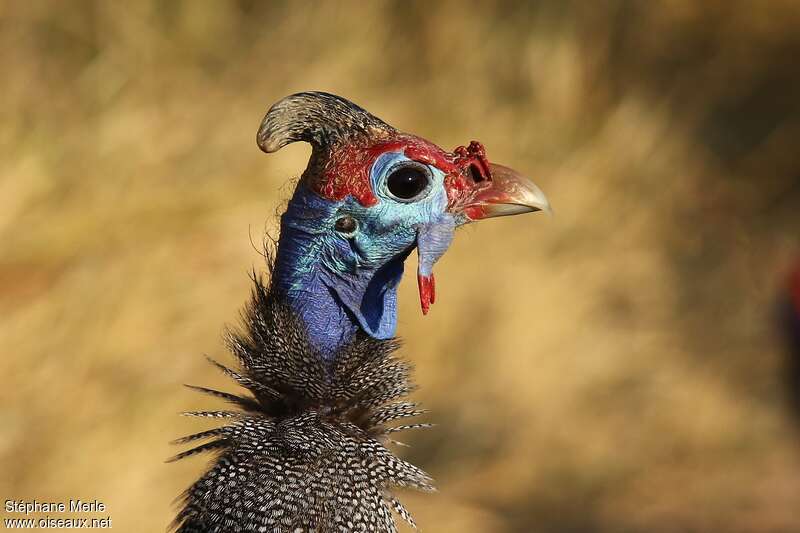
left=172, top=92, right=550, bottom=533
left=261, top=92, right=550, bottom=356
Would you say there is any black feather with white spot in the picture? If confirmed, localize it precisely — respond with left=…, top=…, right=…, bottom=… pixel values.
left=171, top=267, right=433, bottom=533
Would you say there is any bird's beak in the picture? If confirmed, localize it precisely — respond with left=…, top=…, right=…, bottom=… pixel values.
left=417, top=162, right=550, bottom=316
left=450, top=163, right=551, bottom=221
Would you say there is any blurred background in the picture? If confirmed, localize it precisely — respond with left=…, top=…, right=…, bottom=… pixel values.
left=2, top=1, right=800, bottom=531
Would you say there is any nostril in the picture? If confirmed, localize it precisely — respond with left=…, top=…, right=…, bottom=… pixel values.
left=469, top=164, right=485, bottom=183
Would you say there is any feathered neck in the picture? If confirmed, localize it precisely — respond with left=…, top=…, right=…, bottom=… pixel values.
left=172, top=261, right=432, bottom=532
left=272, top=185, right=409, bottom=359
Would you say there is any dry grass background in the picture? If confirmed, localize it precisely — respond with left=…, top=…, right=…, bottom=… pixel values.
left=2, top=1, right=800, bottom=531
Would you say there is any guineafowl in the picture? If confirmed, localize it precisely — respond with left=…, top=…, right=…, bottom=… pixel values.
left=171, top=92, right=549, bottom=532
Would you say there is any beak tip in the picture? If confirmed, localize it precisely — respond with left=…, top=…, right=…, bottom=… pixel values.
left=525, top=180, right=552, bottom=217
left=457, top=162, right=551, bottom=222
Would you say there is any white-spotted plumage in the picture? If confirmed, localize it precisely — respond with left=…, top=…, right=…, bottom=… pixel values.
left=172, top=267, right=433, bottom=532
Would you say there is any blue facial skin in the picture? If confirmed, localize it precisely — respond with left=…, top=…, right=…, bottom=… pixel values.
left=272, top=151, right=456, bottom=359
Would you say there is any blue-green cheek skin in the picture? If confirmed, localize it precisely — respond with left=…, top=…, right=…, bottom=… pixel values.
left=272, top=151, right=453, bottom=358
left=343, top=151, right=450, bottom=264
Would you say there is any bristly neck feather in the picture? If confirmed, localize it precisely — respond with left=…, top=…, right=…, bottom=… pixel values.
left=172, top=273, right=432, bottom=532
left=272, top=185, right=408, bottom=358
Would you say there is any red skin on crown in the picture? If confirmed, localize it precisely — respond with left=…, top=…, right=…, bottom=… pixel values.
left=310, top=134, right=494, bottom=211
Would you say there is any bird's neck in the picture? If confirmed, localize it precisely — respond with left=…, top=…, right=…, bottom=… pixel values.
left=272, top=187, right=406, bottom=358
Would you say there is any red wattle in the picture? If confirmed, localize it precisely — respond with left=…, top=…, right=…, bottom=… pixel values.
left=417, top=274, right=435, bottom=316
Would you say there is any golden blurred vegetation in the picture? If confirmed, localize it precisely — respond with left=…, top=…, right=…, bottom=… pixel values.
left=2, top=1, right=800, bottom=531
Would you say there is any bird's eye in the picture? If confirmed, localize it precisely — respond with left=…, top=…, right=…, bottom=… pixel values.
left=385, top=164, right=431, bottom=202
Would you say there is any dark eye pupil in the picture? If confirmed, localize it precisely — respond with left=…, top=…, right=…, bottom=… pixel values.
left=386, top=166, right=428, bottom=200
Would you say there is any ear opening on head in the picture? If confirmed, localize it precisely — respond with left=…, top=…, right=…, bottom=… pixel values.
left=256, top=92, right=395, bottom=154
